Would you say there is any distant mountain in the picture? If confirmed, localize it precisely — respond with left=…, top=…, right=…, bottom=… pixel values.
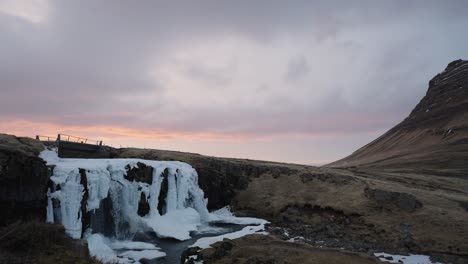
left=327, top=59, right=468, bottom=176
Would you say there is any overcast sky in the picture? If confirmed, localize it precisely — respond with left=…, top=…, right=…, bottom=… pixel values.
left=1, top=0, right=467, bottom=164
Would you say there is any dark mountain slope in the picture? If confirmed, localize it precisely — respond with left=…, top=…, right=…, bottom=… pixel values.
left=327, top=59, right=468, bottom=176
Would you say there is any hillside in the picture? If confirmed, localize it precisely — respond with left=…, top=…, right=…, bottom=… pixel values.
left=327, top=60, right=468, bottom=177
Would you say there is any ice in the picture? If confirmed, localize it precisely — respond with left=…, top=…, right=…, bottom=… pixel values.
left=144, top=207, right=201, bottom=240
left=190, top=219, right=268, bottom=249
left=86, top=169, right=110, bottom=211
left=40, top=149, right=210, bottom=240
left=118, top=250, right=166, bottom=261
left=166, top=169, right=178, bottom=212
left=209, top=206, right=266, bottom=225
left=86, top=234, right=129, bottom=264
left=110, top=241, right=160, bottom=250
left=48, top=167, right=84, bottom=239
left=46, top=188, right=54, bottom=223
left=374, top=252, right=442, bottom=264
left=193, top=225, right=229, bottom=235
left=86, top=233, right=166, bottom=263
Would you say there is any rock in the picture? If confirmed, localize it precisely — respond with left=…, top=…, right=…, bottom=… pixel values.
left=132, top=231, right=156, bottom=242
left=124, top=162, right=153, bottom=184
left=245, top=256, right=277, bottom=264
left=0, top=134, right=50, bottom=227
left=458, top=201, right=468, bottom=212
left=137, top=192, right=150, bottom=217
left=180, top=246, right=201, bottom=264
left=299, top=171, right=355, bottom=185
left=79, top=168, right=91, bottom=237
left=365, top=188, right=422, bottom=212
left=198, top=247, right=217, bottom=260
left=219, top=238, right=236, bottom=251
left=157, top=168, right=169, bottom=215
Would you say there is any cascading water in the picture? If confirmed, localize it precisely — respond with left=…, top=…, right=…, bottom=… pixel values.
left=40, top=149, right=267, bottom=263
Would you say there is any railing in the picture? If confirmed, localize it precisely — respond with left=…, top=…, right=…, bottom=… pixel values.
left=58, top=134, right=102, bottom=146
left=36, top=135, right=57, bottom=142
left=36, top=134, right=102, bottom=146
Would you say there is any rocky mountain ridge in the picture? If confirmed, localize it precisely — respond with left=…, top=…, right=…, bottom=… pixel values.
left=327, top=59, right=468, bottom=176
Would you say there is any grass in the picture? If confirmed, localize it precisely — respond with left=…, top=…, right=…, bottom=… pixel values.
left=0, top=221, right=101, bottom=264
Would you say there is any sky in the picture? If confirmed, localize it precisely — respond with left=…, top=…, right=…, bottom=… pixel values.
left=0, top=0, right=467, bottom=164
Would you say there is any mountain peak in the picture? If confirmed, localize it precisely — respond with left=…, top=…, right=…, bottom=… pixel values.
left=327, top=59, right=468, bottom=175
left=429, top=59, right=468, bottom=87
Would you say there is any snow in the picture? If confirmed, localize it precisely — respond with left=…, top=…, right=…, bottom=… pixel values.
left=109, top=241, right=160, bottom=250
left=86, top=233, right=166, bottom=263
left=287, top=236, right=305, bottom=242
left=143, top=208, right=201, bottom=240
left=374, top=252, right=442, bottom=264
left=190, top=219, right=268, bottom=249
left=118, top=249, right=166, bottom=261
left=193, top=225, right=229, bottom=235
left=208, top=206, right=266, bottom=225
left=86, top=234, right=128, bottom=264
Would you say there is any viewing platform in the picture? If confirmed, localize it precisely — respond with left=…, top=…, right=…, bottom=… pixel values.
left=36, top=134, right=111, bottom=159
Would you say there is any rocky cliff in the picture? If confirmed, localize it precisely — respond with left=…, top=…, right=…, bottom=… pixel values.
left=327, top=59, right=468, bottom=176
left=0, top=134, right=50, bottom=226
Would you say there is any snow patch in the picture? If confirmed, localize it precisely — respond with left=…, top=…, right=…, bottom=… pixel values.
left=287, top=236, right=305, bottom=242
left=190, top=219, right=268, bottom=249
left=86, top=233, right=128, bottom=264
left=209, top=206, right=266, bottom=225
left=86, top=233, right=166, bottom=263
left=374, top=252, right=442, bottom=264
left=118, top=249, right=166, bottom=261
left=109, top=241, right=160, bottom=250
left=143, top=207, right=201, bottom=240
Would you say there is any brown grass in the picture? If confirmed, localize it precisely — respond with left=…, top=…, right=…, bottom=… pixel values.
left=0, top=221, right=100, bottom=264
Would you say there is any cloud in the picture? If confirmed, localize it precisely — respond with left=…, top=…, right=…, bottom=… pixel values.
left=0, top=0, right=49, bottom=24
left=284, top=55, right=310, bottom=82
left=0, top=0, right=467, bottom=162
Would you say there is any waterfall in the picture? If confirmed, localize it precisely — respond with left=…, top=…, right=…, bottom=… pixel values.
left=40, top=149, right=210, bottom=240
left=39, top=149, right=267, bottom=263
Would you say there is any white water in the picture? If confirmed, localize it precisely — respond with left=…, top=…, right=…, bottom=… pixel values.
left=40, top=149, right=267, bottom=263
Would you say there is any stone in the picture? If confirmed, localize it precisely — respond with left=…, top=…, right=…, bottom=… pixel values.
left=365, top=188, right=422, bottom=212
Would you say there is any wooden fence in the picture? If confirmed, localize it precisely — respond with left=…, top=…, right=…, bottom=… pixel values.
left=36, top=134, right=102, bottom=146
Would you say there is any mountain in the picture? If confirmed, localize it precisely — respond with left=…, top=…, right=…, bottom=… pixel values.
left=327, top=59, right=468, bottom=177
